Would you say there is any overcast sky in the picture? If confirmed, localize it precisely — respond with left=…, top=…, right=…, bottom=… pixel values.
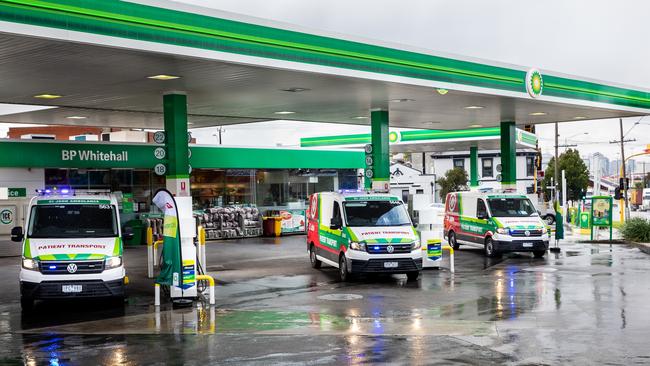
left=1, top=0, right=649, bottom=165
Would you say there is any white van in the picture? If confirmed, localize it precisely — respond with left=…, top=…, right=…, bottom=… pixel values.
left=306, top=191, right=422, bottom=281
left=11, top=193, right=130, bottom=309
left=443, top=191, right=550, bottom=258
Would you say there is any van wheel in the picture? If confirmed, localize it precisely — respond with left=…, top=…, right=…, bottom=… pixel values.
left=338, top=254, right=352, bottom=282
left=543, top=215, right=555, bottom=225
left=484, top=237, right=500, bottom=258
left=20, top=297, right=34, bottom=311
left=310, top=244, right=321, bottom=269
left=448, top=231, right=460, bottom=250
left=406, top=271, right=420, bottom=281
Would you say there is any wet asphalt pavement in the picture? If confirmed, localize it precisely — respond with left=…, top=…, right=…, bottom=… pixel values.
left=1, top=235, right=650, bottom=365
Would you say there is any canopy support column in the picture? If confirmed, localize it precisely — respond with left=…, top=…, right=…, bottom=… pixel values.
left=163, top=92, right=190, bottom=196
left=371, top=109, right=390, bottom=191
left=470, top=146, right=479, bottom=188
left=500, top=121, right=517, bottom=191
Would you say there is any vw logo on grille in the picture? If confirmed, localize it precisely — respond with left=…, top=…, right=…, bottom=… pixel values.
left=524, top=230, right=530, bottom=237
left=386, top=245, right=394, bottom=253
left=66, top=263, right=78, bottom=274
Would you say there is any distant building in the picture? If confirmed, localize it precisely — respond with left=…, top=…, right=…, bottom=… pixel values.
left=588, top=152, right=610, bottom=177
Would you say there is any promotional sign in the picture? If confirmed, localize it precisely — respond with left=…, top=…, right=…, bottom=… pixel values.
left=152, top=189, right=183, bottom=289
left=279, top=209, right=306, bottom=233
left=0, top=205, right=16, bottom=234
left=590, top=195, right=613, bottom=241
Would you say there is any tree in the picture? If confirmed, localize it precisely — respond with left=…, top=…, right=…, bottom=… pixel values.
left=541, top=148, right=589, bottom=202
left=438, top=167, right=468, bottom=202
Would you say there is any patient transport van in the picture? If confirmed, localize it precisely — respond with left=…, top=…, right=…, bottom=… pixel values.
left=307, top=192, right=422, bottom=281
left=443, top=192, right=550, bottom=258
left=11, top=193, right=130, bottom=309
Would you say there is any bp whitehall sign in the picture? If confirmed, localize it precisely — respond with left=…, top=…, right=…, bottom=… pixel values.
left=62, top=149, right=128, bottom=162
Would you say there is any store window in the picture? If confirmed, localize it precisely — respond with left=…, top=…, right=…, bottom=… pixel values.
left=482, top=158, right=493, bottom=177
left=526, top=156, right=535, bottom=177
left=453, top=158, right=465, bottom=171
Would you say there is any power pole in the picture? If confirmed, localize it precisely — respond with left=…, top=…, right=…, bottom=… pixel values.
left=554, top=122, right=559, bottom=204
left=610, top=118, right=636, bottom=222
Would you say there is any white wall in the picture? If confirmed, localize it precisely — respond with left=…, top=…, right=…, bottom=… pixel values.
left=0, top=168, right=44, bottom=198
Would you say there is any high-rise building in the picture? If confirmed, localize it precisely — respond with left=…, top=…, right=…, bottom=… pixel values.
left=588, top=152, right=610, bottom=177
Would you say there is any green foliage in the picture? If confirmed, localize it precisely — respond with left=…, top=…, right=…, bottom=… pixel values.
left=620, top=217, right=650, bottom=242
left=541, top=149, right=589, bottom=202
left=438, top=167, right=468, bottom=202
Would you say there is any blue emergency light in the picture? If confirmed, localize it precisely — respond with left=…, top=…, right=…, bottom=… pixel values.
left=36, top=186, right=74, bottom=196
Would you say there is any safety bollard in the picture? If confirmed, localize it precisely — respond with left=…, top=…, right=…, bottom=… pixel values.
left=154, top=283, right=161, bottom=307
left=153, top=240, right=163, bottom=267
left=442, top=245, right=455, bottom=273
left=146, top=227, right=154, bottom=279
left=198, top=226, right=207, bottom=271
left=196, top=274, right=215, bottom=305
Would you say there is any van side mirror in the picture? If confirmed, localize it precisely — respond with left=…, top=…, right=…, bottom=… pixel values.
left=122, top=227, right=134, bottom=241
left=477, top=213, right=488, bottom=220
left=11, top=227, right=23, bottom=242
left=330, top=217, right=342, bottom=230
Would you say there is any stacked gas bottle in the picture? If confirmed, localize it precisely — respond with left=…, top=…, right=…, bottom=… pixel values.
left=196, top=205, right=263, bottom=240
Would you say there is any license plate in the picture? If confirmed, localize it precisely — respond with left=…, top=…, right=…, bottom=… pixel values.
left=522, top=242, right=533, bottom=248
left=384, top=261, right=398, bottom=268
left=62, top=285, right=82, bottom=293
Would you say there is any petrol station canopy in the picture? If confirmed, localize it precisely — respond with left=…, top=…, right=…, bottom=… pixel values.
left=0, top=0, right=649, bottom=130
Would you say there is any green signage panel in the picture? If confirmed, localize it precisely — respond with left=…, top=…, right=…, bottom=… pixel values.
left=0, top=141, right=364, bottom=170
left=8, top=188, right=26, bottom=198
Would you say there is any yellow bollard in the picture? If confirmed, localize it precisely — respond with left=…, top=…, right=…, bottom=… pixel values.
left=196, top=274, right=216, bottom=305
left=153, top=240, right=163, bottom=267
left=154, top=283, right=160, bottom=306
left=442, top=245, right=455, bottom=273
left=146, top=228, right=154, bottom=278
left=198, top=226, right=207, bottom=270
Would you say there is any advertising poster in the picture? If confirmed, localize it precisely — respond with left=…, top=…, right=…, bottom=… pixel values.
left=279, top=209, right=306, bottom=233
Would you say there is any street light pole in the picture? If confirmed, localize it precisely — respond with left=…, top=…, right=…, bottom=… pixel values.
left=554, top=122, right=559, bottom=204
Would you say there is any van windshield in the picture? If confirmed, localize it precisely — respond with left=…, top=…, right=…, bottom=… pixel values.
left=487, top=198, right=537, bottom=218
left=29, top=204, right=118, bottom=238
left=343, top=200, right=411, bottom=227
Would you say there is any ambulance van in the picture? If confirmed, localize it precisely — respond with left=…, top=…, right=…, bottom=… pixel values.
left=307, top=191, right=422, bottom=281
left=443, top=192, right=550, bottom=258
left=11, top=192, right=130, bottom=309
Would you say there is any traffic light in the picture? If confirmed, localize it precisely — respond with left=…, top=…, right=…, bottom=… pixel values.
left=614, top=187, right=622, bottom=200
left=619, top=177, right=630, bottom=190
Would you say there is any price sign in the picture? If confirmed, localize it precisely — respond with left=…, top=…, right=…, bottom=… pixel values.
left=153, top=131, right=166, bottom=144
left=187, top=132, right=192, bottom=143
left=154, top=163, right=167, bottom=176
left=188, top=148, right=192, bottom=158
left=154, top=147, right=166, bottom=160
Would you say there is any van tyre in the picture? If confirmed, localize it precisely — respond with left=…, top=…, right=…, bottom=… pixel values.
left=484, top=237, right=500, bottom=258
left=20, top=297, right=34, bottom=311
left=338, top=254, right=352, bottom=282
left=406, top=271, right=420, bottom=281
left=533, top=250, right=546, bottom=258
left=543, top=215, right=555, bottom=225
left=310, top=244, right=321, bottom=269
left=448, top=231, right=460, bottom=250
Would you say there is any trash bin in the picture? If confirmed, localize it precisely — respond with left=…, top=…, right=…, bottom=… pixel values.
left=123, top=219, right=144, bottom=245
left=262, top=216, right=282, bottom=237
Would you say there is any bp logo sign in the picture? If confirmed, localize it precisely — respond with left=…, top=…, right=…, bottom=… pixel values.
left=388, top=131, right=401, bottom=144
left=526, top=68, right=543, bottom=98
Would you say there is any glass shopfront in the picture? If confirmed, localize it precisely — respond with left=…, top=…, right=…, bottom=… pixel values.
left=44, top=168, right=359, bottom=212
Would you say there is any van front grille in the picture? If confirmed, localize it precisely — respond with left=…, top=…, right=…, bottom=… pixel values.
left=39, top=260, right=105, bottom=275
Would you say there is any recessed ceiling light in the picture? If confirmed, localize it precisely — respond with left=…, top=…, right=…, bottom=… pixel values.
left=464, top=105, right=484, bottom=110
left=436, top=88, right=449, bottom=95
left=389, top=98, right=415, bottom=103
left=428, top=121, right=441, bottom=124
left=352, top=116, right=369, bottom=119
left=147, top=74, right=180, bottom=80
left=66, top=116, right=87, bottom=120
left=34, top=94, right=62, bottom=99
left=529, top=112, right=547, bottom=116
left=274, top=111, right=295, bottom=115
left=468, top=124, right=483, bottom=128
left=188, top=122, right=194, bottom=125
left=280, top=87, right=310, bottom=92
left=573, top=116, right=587, bottom=120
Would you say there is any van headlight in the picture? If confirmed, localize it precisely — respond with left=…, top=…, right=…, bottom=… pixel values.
left=411, top=240, right=421, bottom=250
left=105, top=256, right=122, bottom=269
left=349, top=242, right=366, bottom=251
left=22, top=257, right=39, bottom=271
left=496, top=228, right=510, bottom=235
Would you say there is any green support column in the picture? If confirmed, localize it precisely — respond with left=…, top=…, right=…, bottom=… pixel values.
left=371, top=109, right=390, bottom=190
left=499, top=121, right=517, bottom=190
left=470, top=146, right=479, bottom=188
left=163, top=92, right=190, bottom=196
